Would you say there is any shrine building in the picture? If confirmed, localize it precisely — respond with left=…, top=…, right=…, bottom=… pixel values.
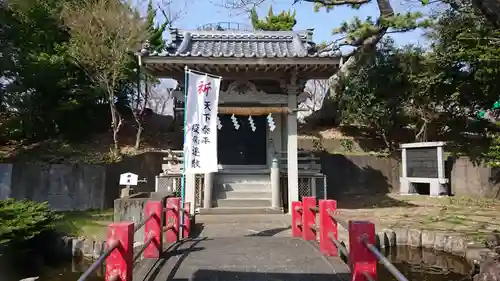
left=138, top=24, right=342, bottom=214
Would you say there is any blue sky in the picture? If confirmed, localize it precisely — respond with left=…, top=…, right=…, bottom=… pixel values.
left=154, top=0, right=436, bottom=49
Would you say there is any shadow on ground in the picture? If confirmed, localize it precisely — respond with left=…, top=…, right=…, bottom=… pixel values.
left=280, top=150, right=416, bottom=212
left=335, top=194, right=416, bottom=209
left=143, top=238, right=208, bottom=281
left=173, top=269, right=351, bottom=281
left=190, top=223, right=205, bottom=238
left=245, top=227, right=292, bottom=237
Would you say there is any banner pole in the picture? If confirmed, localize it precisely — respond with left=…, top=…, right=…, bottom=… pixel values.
left=180, top=66, right=188, bottom=239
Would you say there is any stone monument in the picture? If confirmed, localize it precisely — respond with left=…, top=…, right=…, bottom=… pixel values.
left=400, top=141, right=448, bottom=196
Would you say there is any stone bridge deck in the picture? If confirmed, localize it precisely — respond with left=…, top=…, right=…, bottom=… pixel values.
left=133, top=215, right=350, bottom=281
left=134, top=237, right=350, bottom=281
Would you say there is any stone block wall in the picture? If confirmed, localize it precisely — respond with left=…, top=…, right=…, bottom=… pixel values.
left=113, top=193, right=150, bottom=243
left=318, top=153, right=400, bottom=198
left=448, top=157, right=500, bottom=198
left=1, top=148, right=499, bottom=213
left=0, top=163, right=106, bottom=210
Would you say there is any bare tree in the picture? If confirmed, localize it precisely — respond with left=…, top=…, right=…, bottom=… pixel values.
left=130, top=69, right=152, bottom=149
left=129, top=0, right=186, bottom=149
left=61, top=0, right=148, bottom=156
left=147, top=83, right=175, bottom=116
left=157, top=0, right=190, bottom=25
left=298, top=79, right=328, bottom=121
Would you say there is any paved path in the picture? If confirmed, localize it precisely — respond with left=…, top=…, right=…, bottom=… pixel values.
left=133, top=215, right=350, bottom=281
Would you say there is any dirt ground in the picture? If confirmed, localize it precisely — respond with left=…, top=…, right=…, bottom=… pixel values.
left=334, top=194, right=500, bottom=243
left=56, top=195, right=500, bottom=244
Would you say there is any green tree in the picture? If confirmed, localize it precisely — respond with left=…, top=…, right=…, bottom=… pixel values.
left=250, top=6, right=297, bottom=31
left=0, top=0, right=99, bottom=141
left=420, top=0, right=500, bottom=30
left=340, top=38, right=434, bottom=151
left=61, top=0, right=149, bottom=156
left=340, top=2, right=500, bottom=163
left=425, top=2, right=500, bottom=165
left=0, top=199, right=60, bottom=247
left=146, top=0, right=168, bottom=53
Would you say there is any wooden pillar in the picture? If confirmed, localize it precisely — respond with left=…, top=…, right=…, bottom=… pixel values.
left=287, top=84, right=299, bottom=214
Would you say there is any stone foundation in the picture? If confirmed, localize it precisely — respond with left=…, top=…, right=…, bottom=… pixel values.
left=331, top=221, right=495, bottom=266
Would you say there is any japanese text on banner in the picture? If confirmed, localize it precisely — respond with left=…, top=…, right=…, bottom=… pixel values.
left=183, top=72, right=221, bottom=174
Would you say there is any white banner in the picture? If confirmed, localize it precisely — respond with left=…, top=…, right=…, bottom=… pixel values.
left=183, top=71, right=221, bottom=174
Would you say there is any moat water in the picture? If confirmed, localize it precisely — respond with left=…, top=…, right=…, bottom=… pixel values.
left=3, top=246, right=472, bottom=281
left=377, top=246, right=472, bottom=281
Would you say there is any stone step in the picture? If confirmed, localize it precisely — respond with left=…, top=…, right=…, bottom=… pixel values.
left=199, top=207, right=282, bottom=215
left=222, top=183, right=271, bottom=191
left=217, top=169, right=270, bottom=174
left=216, top=174, right=270, bottom=184
left=215, top=198, right=271, bottom=208
left=218, top=190, right=272, bottom=199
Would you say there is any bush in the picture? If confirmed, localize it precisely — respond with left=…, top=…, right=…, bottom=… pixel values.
left=0, top=199, right=61, bottom=247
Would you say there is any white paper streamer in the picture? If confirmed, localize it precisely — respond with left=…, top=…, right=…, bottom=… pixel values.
left=248, top=116, right=256, bottom=132
left=217, top=116, right=222, bottom=130
left=231, top=114, right=240, bottom=130
left=267, top=113, right=275, bottom=131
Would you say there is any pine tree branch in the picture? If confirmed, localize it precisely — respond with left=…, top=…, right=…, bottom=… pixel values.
left=326, top=0, right=394, bottom=106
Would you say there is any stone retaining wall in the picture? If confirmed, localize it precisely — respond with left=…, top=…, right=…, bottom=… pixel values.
left=332, top=223, right=494, bottom=266
left=70, top=236, right=145, bottom=259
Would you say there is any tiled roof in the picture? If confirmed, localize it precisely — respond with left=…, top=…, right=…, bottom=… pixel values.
left=142, top=28, right=340, bottom=59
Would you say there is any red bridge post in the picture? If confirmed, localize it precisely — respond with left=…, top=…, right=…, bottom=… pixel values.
left=301, top=196, right=317, bottom=240
left=165, top=197, right=180, bottom=243
left=291, top=200, right=303, bottom=237
left=348, top=221, right=377, bottom=281
left=319, top=199, right=338, bottom=256
left=106, top=222, right=134, bottom=281
left=144, top=200, right=162, bottom=258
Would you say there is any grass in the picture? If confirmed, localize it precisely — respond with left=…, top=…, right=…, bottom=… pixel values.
left=55, top=209, right=114, bottom=239
left=336, top=194, right=500, bottom=243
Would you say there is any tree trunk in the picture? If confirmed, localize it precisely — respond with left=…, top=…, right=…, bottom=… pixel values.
left=134, top=124, right=143, bottom=149
left=109, top=97, right=122, bottom=156
left=134, top=79, right=150, bottom=149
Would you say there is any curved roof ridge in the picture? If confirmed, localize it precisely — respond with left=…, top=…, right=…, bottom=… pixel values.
left=168, top=27, right=315, bottom=42
left=149, top=27, right=339, bottom=59
left=292, top=34, right=308, bottom=57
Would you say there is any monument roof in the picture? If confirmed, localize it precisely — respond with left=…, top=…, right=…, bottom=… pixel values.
left=143, top=28, right=339, bottom=59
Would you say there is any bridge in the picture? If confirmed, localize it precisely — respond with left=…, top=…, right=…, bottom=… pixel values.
left=77, top=196, right=409, bottom=281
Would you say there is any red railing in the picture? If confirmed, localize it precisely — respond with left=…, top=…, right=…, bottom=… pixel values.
left=77, top=196, right=190, bottom=281
left=292, top=197, right=409, bottom=281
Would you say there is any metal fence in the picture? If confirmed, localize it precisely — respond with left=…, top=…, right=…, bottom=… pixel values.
left=195, top=175, right=204, bottom=209
left=155, top=174, right=205, bottom=208
left=280, top=173, right=326, bottom=212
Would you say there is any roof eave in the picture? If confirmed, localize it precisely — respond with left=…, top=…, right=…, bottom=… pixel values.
left=140, top=56, right=342, bottom=66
